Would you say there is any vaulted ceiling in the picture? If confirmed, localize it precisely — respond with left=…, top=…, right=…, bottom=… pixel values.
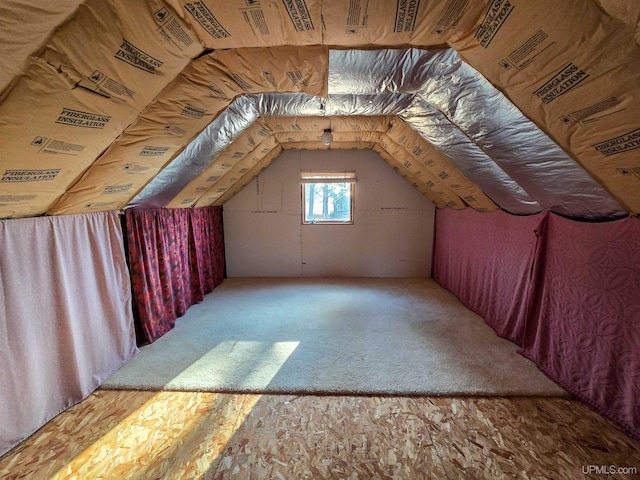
left=1, top=0, right=639, bottom=221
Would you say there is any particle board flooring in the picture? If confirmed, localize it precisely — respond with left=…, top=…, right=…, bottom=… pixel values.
left=1, top=391, right=639, bottom=479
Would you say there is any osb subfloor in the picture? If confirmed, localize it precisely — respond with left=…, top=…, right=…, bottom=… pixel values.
left=1, top=391, right=639, bottom=479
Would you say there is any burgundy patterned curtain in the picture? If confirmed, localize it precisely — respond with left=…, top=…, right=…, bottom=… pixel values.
left=125, top=206, right=225, bottom=344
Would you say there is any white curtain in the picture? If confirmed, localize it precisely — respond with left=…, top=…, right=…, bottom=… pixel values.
left=0, top=211, right=138, bottom=456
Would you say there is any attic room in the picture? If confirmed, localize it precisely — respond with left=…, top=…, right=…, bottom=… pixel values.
left=1, top=0, right=639, bottom=477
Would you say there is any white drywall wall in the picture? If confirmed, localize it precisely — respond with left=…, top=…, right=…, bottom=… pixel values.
left=223, top=149, right=435, bottom=277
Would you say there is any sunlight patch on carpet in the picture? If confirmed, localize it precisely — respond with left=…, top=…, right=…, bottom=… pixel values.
left=163, top=341, right=300, bottom=390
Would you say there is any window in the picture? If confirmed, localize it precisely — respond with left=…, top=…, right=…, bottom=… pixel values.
left=301, top=172, right=355, bottom=224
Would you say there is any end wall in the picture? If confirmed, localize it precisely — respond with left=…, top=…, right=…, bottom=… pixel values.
left=223, top=149, right=435, bottom=277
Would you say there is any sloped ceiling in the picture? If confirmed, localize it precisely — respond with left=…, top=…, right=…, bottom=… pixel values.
left=1, top=0, right=639, bottom=221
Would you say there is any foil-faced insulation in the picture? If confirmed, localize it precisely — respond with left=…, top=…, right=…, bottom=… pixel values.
left=329, top=47, right=624, bottom=219
left=253, top=93, right=415, bottom=117
left=401, top=99, right=542, bottom=215
left=128, top=96, right=259, bottom=209
left=324, top=94, right=415, bottom=116
left=408, top=48, right=626, bottom=220
left=131, top=47, right=626, bottom=220
left=329, top=48, right=450, bottom=95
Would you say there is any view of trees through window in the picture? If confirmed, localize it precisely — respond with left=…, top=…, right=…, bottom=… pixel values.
left=302, top=172, right=355, bottom=224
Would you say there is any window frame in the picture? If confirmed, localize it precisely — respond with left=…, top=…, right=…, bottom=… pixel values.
left=301, top=172, right=356, bottom=225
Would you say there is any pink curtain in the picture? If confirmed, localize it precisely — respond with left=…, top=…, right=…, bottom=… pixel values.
left=0, top=211, right=138, bottom=457
left=125, top=206, right=225, bottom=344
left=433, top=208, right=640, bottom=441
left=520, top=213, right=640, bottom=441
left=433, top=208, right=545, bottom=343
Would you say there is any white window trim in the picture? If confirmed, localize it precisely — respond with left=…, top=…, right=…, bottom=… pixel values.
left=301, top=172, right=355, bottom=225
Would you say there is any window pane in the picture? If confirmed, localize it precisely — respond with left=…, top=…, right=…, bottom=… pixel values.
left=303, top=181, right=353, bottom=224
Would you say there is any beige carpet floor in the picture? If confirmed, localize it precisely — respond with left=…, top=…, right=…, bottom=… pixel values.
left=102, top=278, right=567, bottom=396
